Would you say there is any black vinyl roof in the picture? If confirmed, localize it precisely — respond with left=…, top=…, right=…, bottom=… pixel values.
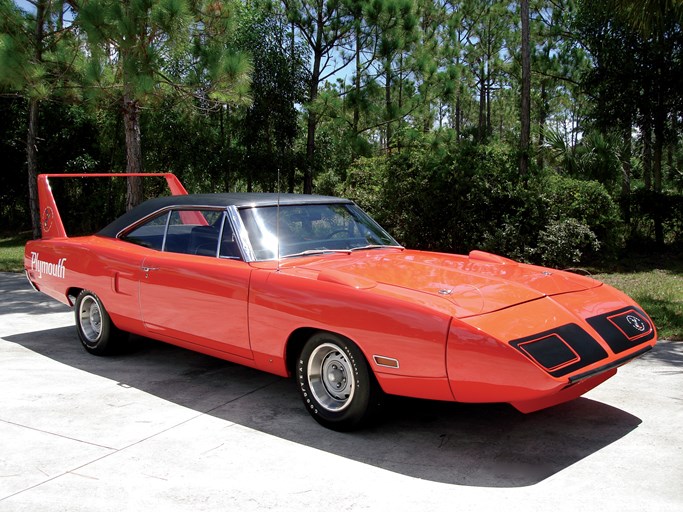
left=98, top=192, right=352, bottom=238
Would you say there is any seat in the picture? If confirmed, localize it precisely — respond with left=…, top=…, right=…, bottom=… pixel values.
left=188, top=225, right=219, bottom=256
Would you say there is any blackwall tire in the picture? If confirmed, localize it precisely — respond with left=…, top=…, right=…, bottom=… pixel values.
left=75, top=290, right=123, bottom=356
left=297, top=332, right=380, bottom=431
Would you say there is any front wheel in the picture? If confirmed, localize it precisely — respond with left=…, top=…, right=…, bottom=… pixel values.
left=75, top=290, right=123, bottom=355
left=297, top=332, right=381, bottom=431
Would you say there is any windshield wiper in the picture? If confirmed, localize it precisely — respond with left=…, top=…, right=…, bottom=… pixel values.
left=282, top=245, right=403, bottom=259
left=282, top=249, right=352, bottom=259
left=349, top=244, right=404, bottom=252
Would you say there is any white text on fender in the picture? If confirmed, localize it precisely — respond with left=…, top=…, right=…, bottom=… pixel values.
left=31, top=252, right=67, bottom=279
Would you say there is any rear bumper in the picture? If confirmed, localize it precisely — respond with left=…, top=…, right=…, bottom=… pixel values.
left=24, top=270, right=40, bottom=292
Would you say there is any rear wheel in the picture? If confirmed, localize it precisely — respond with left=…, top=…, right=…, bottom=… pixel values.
left=75, top=290, right=123, bottom=355
left=297, top=332, right=381, bottom=431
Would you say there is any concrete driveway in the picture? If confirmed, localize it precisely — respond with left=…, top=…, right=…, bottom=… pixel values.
left=1, top=271, right=681, bottom=511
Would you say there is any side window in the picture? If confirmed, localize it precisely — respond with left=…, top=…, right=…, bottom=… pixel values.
left=167, top=210, right=220, bottom=256
left=121, top=212, right=169, bottom=250
left=122, top=208, right=241, bottom=259
left=219, top=219, right=242, bottom=260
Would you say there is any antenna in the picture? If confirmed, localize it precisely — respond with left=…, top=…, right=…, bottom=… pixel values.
left=276, top=165, right=281, bottom=272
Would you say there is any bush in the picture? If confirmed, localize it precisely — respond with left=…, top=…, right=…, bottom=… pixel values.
left=337, top=156, right=387, bottom=220
left=337, top=139, right=624, bottom=266
left=531, top=218, right=601, bottom=268
left=541, top=173, right=624, bottom=258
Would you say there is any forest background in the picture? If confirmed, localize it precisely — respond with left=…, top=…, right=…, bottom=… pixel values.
left=0, top=0, right=682, bottom=271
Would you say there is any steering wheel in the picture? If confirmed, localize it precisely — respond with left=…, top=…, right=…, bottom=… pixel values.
left=327, top=229, right=351, bottom=239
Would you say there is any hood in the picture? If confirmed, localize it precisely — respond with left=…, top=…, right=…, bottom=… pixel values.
left=295, top=249, right=601, bottom=318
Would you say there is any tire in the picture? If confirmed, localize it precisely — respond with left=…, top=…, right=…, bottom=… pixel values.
left=75, top=290, right=123, bottom=355
left=297, top=332, right=381, bottom=431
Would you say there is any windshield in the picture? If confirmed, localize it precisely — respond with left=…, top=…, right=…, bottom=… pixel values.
left=238, top=203, right=401, bottom=260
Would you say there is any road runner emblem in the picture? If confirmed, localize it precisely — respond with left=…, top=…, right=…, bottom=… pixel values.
left=43, top=206, right=53, bottom=232
left=626, top=314, right=646, bottom=332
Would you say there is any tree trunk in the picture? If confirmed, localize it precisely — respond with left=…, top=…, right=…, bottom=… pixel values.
left=519, top=0, right=531, bottom=176
left=385, top=63, right=392, bottom=152
left=653, top=112, right=664, bottom=246
left=27, top=97, right=41, bottom=239
left=477, top=63, right=485, bottom=142
left=353, top=21, right=361, bottom=138
left=642, top=121, right=652, bottom=190
left=398, top=53, right=404, bottom=152
left=486, top=15, right=492, bottom=136
left=537, top=81, right=547, bottom=169
left=305, top=83, right=318, bottom=194
left=289, top=20, right=296, bottom=194
left=455, top=89, right=461, bottom=140
left=304, top=20, right=324, bottom=195
left=486, top=66, right=491, bottom=136
left=454, top=53, right=461, bottom=140
left=669, top=111, right=677, bottom=171
left=620, top=123, right=632, bottom=226
left=122, top=91, right=144, bottom=210
left=27, top=0, right=47, bottom=239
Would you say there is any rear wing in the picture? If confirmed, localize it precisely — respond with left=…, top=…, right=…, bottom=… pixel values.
left=37, top=173, right=189, bottom=239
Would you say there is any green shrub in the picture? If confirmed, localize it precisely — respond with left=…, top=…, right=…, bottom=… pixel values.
left=336, top=140, right=625, bottom=266
left=531, top=218, right=601, bottom=268
left=541, top=173, right=624, bottom=259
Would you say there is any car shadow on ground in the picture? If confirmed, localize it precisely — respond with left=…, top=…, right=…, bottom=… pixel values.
left=4, top=324, right=646, bottom=488
left=0, top=275, right=72, bottom=316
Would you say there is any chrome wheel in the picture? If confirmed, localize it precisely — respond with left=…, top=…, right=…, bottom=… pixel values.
left=79, top=294, right=102, bottom=343
left=75, top=290, right=124, bottom=355
left=298, top=332, right=381, bottom=430
left=307, top=342, right=356, bottom=412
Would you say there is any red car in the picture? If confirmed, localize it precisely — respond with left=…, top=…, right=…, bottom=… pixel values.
left=25, top=173, right=657, bottom=430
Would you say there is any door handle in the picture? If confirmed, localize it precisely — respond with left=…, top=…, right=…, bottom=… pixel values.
left=142, top=266, right=159, bottom=278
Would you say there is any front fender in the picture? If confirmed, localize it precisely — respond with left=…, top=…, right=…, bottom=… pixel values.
left=247, top=267, right=455, bottom=400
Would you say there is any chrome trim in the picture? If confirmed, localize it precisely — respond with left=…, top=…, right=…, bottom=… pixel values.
left=24, top=270, right=39, bottom=292
left=160, top=210, right=172, bottom=252
left=116, top=205, right=251, bottom=262
left=216, top=210, right=227, bottom=258
left=116, top=205, right=229, bottom=239
left=227, top=206, right=256, bottom=262
left=307, top=342, right=356, bottom=412
left=373, top=355, right=400, bottom=369
left=116, top=206, right=171, bottom=239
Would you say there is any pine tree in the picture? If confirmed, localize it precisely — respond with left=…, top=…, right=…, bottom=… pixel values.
left=0, top=0, right=80, bottom=237
left=520, top=0, right=531, bottom=175
left=282, top=0, right=354, bottom=193
left=76, top=0, right=251, bottom=208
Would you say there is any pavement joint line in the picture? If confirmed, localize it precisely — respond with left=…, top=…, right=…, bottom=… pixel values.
left=1, top=409, right=215, bottom=502
left=200, top=375, right=283, bottom=416
left=0, top=417, right=118, bottom=451
left=0, top=375, right=283, bottom=503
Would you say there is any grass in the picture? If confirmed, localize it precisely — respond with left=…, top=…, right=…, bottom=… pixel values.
left=593, top=254, right=683, bottom=341
left=2, top=231, right=681, bottom=339
left=0, top=233, right=31, bottom=272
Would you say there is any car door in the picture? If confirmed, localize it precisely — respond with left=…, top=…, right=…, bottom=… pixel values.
left=136, top=209, right=253, bottom=359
